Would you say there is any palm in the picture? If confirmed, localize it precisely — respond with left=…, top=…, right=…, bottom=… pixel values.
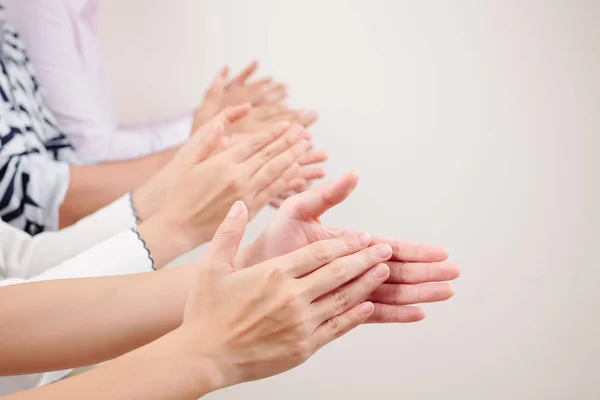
left=251, top=210, right=331, bottom=265
left=240, top=173, right=460, bottom=325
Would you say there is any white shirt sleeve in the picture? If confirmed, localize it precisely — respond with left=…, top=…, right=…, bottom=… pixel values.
left=0, top=229, right=153, bottom=285
left=0, top=227, right=154, bottom=396
left=0, top=194, right=139, bottom=280
left=5, top=0, right=193, bottom=164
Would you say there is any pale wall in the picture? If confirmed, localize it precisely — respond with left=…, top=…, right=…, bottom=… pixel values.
left=99, top=1, right=600, bottom=399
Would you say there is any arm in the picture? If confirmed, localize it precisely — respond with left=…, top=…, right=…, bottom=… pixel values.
left=0, top=195, right=137, bottom=279
left=2, top=203, right=385, bottom=400
left=3, top=332, right=218, bottom=400
left=59, top=148, right=175, bottom=228
left=0, top=265, right=192, bottom=376
left=6, top=0, right=191, bottom=163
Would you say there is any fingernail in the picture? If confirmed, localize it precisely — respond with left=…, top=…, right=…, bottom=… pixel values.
left=359, top=302, right=374, bottom=315
left=372, top=264, right=389, bottom=279
left=376, top=244, right=392, bottom=258
left=357, top=233, right=370, bottom=247
left=227, top=201, right=243, bottom=218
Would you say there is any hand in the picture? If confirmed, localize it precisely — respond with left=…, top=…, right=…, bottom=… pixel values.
left=238, top=172, right=460, bottom=323
left=151, top=113, right=313, bottom=252
left=179, top=201, right=394, bottom=390
left=268, top=147, right=329, bottom=208
left=226, top=104, right=326, bottom=198
left=228, top=103, right=319, bottom=134
left=191, top=61, right=289, bottom=133
left=222, top=61, right=288, bottom=107
left=132, top=105, right=251, bottom=222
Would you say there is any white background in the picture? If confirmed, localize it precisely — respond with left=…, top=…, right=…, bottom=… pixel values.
left=99, top=1, right=600, bottom=399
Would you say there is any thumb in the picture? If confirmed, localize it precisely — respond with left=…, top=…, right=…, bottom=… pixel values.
left=181, top=119, right=224, bottom=165
left=191, top=103, right=250, bottom=141
left=283, top=172, right=359, bottom=219
left=205, top=66, right=229, bottom=100
left=204, top=201, right=248, bottom=273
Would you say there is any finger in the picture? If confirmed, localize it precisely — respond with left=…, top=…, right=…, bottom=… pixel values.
left=203, top=201, right=248, bottom=274
left=367, top=283, right=455, bottom=306
left=299, top=166, right=326, bottom=181
left=205, top=66, right=229, bottom=99
left=302, top=243, right=392, bottom=300
left=288, top=178, right=309, bottom=191
left=281, top=233, right=372, bottom=277
left=227, top=121, right=290, bottom=161
left=386, top=261, right=461, bottom=284
left=258, top=83, right=287, bottom=104
left=256, top=104, right=289, bottom=120
left=264, top=89, right=288, bottom=104
left=312, top=302, right=374, bottom=350
left=366, top=304, right=426, bottom=324
left=282, top=172, right=359, bottom=219
left=269, top=197, right=285, bottom=208
left=227, top=60, right=259, bottom=88
left=180, top=118, right=224, bottom=165
left=249, top=138, right=308, bottom=190
left=311, top=263, right=390, bottom=325
left=248, top=77, right=274, bottom=91
left=325, top=228, right=449, bottom=263
left=297, top=110, right=319, bottom=127
left=277, top=189, right=299, bottom=200
left=370, top=234, right=449, bottom=262
left=298, top=151, right=328, bottom=166
left=193, top=104, right=251, bottom=139
left=252, top=163, right=300, bottom=215
left=244, top=124, right=306, bottom=175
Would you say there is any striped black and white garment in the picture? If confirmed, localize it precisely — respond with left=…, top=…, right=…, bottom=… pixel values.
left=0, top=9, right=79, bottom=235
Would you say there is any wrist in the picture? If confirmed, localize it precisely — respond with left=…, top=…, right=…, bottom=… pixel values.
left=136, top=215, right=199, bottom=268
left=131, top=187, right=159, bottom=223
left=166, top=327, right=233, bottom=392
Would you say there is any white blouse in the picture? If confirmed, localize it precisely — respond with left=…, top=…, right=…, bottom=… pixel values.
left=5, top=0, right=193, bottom=164
left=0, top=194, right=155, bottom=395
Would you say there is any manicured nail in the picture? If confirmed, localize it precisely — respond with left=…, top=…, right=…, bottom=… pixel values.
left=359, top=302, right=374, bottom=315
left=227, top=201, right=244, bottom=218
left=376, top=244, right=392, bottom=258
left=372, top=264, right=389, bottom=279
left=357, top=233, right=371, bottom=247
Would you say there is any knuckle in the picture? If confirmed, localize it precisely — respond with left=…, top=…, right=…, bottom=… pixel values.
left=330, top=290, right=350, bottom=313
left=227, top=173, right=246, bottom=193
left=289, top=340, right=313, bottom=363
left=328, top=262, right=347, bottom=283
left=248, top=136, right=267, bottom=153
left=314, top=242, right=333, bottom=265
left=365, top=247, right=380, bottom=263
left=267, top=266, right=287, bottom=283
left=327, top=316, right=342, bottom=337
left=259, top=147, right=276, bottom=163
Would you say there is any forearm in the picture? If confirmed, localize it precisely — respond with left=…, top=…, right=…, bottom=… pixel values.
left=3, top=330, right=218, bottom=400
left=59, top=149, right=175, bottom=227
left=0, top=266, right=193, bottom=375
